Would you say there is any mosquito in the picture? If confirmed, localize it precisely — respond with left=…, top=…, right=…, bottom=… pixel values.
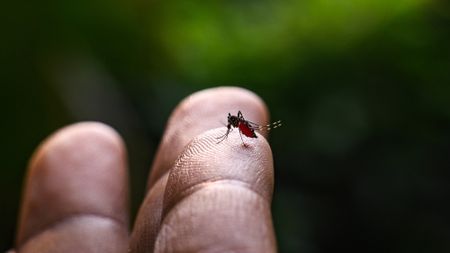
left=216, top=110, right=282, bottom=144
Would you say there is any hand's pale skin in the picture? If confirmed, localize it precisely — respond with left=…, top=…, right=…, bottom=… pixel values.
left=13, top=87, right=277, bottom=253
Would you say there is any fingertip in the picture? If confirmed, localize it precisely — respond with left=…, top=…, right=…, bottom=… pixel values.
left=30, top=122, right=125, bottom=166
left=148, top=86, right=270, bottom=188
left=17, top=121, right=129, bottom=249
left=163, top=127, right=274, bottom=216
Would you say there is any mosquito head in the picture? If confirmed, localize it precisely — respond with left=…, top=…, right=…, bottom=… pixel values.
left=227, top=113, right=240, bottom=128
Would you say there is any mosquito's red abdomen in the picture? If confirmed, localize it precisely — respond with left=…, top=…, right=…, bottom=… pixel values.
left=239, top=122, right=257, bottom=138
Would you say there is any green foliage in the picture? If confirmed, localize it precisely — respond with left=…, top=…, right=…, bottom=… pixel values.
left=154, top=0, right=427, bottom=84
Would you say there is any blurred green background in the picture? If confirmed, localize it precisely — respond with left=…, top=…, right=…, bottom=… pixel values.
left=2, top=0, right=450, bottom=252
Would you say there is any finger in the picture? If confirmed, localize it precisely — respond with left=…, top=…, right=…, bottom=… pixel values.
left=147, top=86, right=269, bottom=188
left=155, top=128, right=277, bottom=252
left=130, top=87, right=270, bottom=252
left=16, top=122, right=129, bottom=253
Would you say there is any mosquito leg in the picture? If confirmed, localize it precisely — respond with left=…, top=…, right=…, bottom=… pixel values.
left=216, top=135, right=226, bottom=144
left=216, top=127, right=232, bottom=144
left=238, top=129, right=246, bottom=145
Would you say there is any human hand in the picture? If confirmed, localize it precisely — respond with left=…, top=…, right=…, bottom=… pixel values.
left=12, top=87, right=277, bottom=253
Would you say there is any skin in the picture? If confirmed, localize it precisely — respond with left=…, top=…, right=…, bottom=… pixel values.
left=12, top=87, right=277, bottom=253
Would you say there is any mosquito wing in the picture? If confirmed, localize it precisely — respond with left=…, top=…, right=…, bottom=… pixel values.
left=245, top=119, right=282, bottom=132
